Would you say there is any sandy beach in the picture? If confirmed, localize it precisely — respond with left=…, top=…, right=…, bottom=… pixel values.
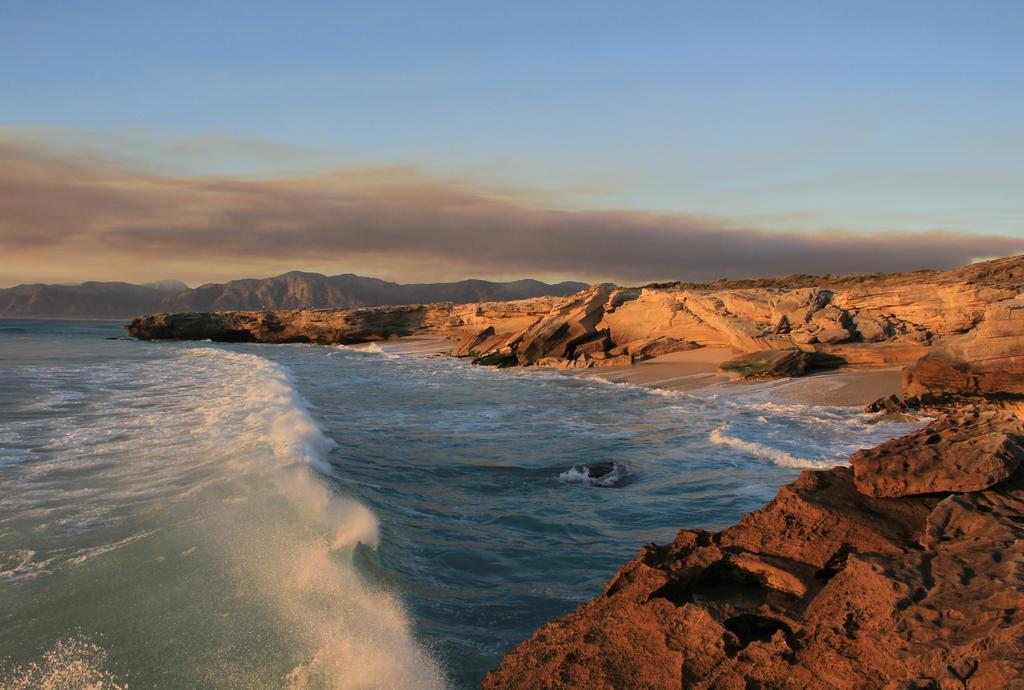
left=565, top=345, right=904, bottom=407
left=384, top=336, right=907, bottom=408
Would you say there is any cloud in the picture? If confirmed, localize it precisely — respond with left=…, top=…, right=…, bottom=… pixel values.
left=1, top=136, right=1021, bottom=286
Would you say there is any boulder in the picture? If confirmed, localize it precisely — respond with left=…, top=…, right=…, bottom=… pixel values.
left=610, top=336, right=699, bottom=359
left=571, top=329, right=611, bottom=358
left=850, top=408, right=1024, bottom=497
left=852, top=313, right=889, bottom=342
left=720, top=348, right=808, bottom=379
left=471, top=348, right=519, bottom=368
left=790, top=329, right=819, bottom=345
left=814, top=325, right=853, bottom=344
left=863, top=393, right=907, bottom=415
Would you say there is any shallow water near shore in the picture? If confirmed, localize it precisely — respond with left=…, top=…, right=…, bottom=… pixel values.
left=0, top=320, right=922, bottom=688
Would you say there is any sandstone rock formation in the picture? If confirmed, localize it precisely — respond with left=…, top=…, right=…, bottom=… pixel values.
left=126, top=305, right=445, bottom=344
left=453, top=254, right=1024, bottom=370
left=904, top=297, right=1024, bottom=402
left=127, top=256, right=1024, bottom=379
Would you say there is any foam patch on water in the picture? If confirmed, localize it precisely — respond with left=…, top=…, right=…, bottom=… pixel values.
left=709, top=425, right=836, bottom=469
left=0, top=636, right=125, bottom=690
left=0, top=549, right=54, bottom=582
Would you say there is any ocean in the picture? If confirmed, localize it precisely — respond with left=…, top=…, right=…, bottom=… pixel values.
left=0, top=320, right=920, bottom=689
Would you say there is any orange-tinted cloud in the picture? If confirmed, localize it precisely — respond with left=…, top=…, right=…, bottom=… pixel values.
left=2, top=136, right=1021, bottom=286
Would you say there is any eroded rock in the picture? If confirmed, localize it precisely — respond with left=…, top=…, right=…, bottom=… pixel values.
left=851, top=409, right=1024, bottom=497
left=904, top=297, right=1024, bottom=402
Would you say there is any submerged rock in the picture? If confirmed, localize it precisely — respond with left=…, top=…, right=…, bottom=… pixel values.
left=559, top=461, right=629, bottom=487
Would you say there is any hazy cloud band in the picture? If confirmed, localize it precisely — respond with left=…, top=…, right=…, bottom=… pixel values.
left=2, top=137, right=1020, bottom=286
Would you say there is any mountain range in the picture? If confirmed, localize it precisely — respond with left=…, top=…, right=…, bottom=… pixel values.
left=0, top=272, right=589, bottom=319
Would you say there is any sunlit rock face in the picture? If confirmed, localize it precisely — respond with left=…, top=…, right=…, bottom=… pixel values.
left=128, top=256, right=1024, bottom=378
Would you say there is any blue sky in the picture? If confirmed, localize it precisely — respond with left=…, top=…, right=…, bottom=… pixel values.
left=1, top=1, right=1022, bottom=284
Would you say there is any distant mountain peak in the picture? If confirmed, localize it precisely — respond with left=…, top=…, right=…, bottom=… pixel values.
left=0, top=274, right=589, bottom=319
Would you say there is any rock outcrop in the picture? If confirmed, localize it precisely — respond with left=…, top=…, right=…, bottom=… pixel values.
left=457, top=255, right=1023, bottom=370
left=481, top=266, right=1024, bottom=689
left=483, top=409, right=1024, bottom=689
left=851, top=408, right=1024, bottom=497
left=126, top=305, right=447, bottom=344
left=904, top=297, right=1024, bottom=403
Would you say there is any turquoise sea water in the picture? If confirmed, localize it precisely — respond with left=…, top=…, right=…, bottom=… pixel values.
left=0, top=320, right=919, bottom=688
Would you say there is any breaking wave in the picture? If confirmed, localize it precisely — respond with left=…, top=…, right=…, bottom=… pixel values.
left=709, top=425, right=836, bottom=469
left=178, top=349, right=446, bottom=688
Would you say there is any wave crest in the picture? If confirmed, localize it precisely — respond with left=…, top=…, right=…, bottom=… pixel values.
left=709, top=425, right=836, bottom=469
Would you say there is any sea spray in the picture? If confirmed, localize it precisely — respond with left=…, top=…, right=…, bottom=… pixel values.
left=177, top=349, right=447, bottom=688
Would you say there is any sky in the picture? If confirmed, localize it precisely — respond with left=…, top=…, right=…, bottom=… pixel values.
left=1, top=1, right=1022, bottom=286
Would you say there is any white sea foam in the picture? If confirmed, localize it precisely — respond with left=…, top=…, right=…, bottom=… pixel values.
left=709, top=425, right=837, bottom=469
left=5, top=347, right=445, bottom=688
left=0, top=636, right=125, bottom=690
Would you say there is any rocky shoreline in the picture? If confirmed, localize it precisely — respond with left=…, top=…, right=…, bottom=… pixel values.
left=126, top=255, right=1024, bottom=689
